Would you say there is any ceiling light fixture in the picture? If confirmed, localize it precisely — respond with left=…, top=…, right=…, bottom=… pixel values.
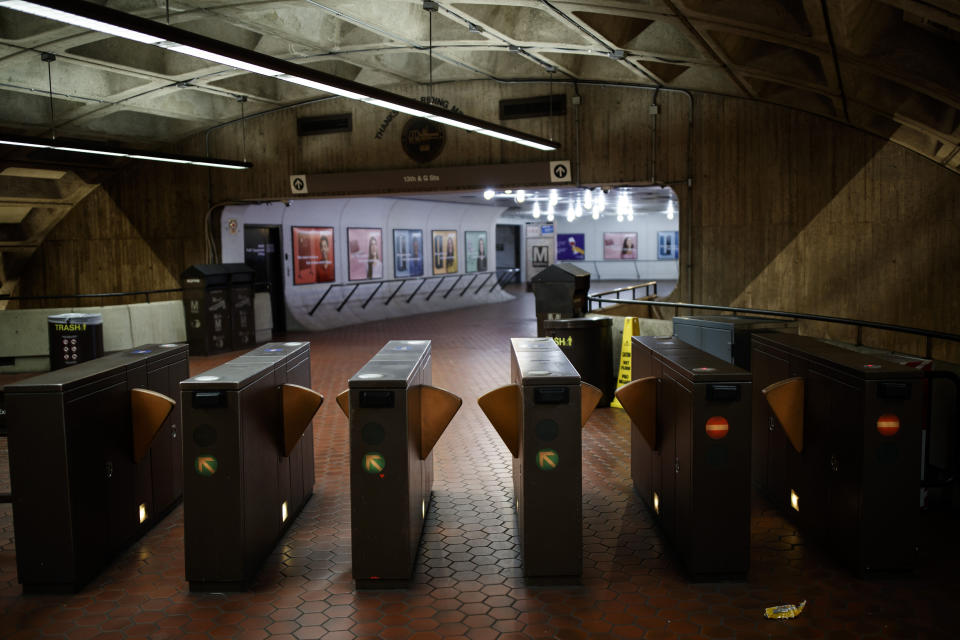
left=483, top=188, right=495, bottom=200
left=532, top=201, right=541, bottom=218
left=667, top=198, right=675, bottom=220
left=0, top=0, right=560, bottom=152
left=515, top=189, right=525, bottom=204
left=0, top=133, right=252, bottom=169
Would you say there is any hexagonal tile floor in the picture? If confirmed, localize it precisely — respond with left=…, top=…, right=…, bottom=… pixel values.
left=1, top=287, right=958, bottom=639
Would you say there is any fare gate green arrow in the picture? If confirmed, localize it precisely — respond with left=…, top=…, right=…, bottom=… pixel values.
left=195, top=455, right=218, bottom=476
left=536, top=448, right=559, bottom=471
left=363, top=452, right=386, bottom=474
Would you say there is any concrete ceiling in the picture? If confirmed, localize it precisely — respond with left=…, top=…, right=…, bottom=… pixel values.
left=0, top=0, right=957, bottom=173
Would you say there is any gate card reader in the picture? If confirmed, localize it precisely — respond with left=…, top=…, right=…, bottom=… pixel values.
left=5, top=343, right=187, bottom=592
left=180, top=342, right=322, bottom=591
left=616, top=336, right=752, bottom=578
left=336, top=340, right=461, bottom=587
left=478, top=337, right=602, bottom=581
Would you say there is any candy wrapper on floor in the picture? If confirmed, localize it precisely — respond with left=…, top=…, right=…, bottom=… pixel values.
left=764, top=600, right=806, bottom=619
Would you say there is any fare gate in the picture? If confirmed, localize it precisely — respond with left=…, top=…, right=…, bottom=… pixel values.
left=479, top=337, right=602, bottom=581
left=336, top=340, right=461, bottom=587
left=751, top=333, right=923, bottom=575
left=616, top=337, right=752, bottom=578
left=5, top=343, right=188, bottom=592
left=180, top=342, right=322, bottom=590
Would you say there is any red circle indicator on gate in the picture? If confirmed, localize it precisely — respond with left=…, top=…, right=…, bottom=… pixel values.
left=877, top=414, right=900, bottom=437
left=705, top=416, right=729, bottom=439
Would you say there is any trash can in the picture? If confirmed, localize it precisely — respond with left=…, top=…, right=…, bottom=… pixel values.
left=544, top=317, right=615, bottom=406
left=224, top=263, right=256, bottom=350
left=181, top=264, right=231, bottom=356
left=531, top=263, right=591, bottom=336
left=47, top=312, right=104, bottom=370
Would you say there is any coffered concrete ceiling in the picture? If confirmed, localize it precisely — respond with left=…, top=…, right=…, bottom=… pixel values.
left=0, top=0, right=957, bottom=172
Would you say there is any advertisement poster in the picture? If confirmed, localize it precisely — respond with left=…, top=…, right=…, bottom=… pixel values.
left=658, top=231, right=679, bottom=260
left=465, top=231, right=488, bottom=273
left=393, top=229, right=424, bottom=277
left=603, top=231, right=638, bottom=260
left=347, top=227, right=383, bottom=281
left=432, top=230, right=458, bottom=274
left=292, top=226, right=335, bottom=285
left=557, top=233, right=586, bottom=261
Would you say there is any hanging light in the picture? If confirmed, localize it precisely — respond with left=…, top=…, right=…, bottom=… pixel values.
left=596, top=188, right=607, bottom=213
left=0, top=0, right=560, bottom=152
left=515, top=189, right=526, bottom=204
left=667, top=198, right=675, bottom=220
left=546, top=209, right=555, bottom=222
left=575, top=199, right=583, bottom=218
left=617, top=214, right=624, bottom=222
left=483, top=188, right=495, bottom=200
left=548, top=189, right=559, bottom=207
left=532, top=201, right=541, bottom=218
left=583, top=188, right=593, bottom=209
left=591, top=209, right=599, bottom=220
left=566, top=201, right=575, bottom=222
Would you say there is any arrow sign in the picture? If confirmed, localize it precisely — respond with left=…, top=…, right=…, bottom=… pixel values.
left=363, top=452, right=386, bottom=474
left=536, top=448, right=559, bottom=471
left=195, top=455, right=218, bottom=476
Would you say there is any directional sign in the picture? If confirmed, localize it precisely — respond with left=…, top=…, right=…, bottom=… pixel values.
left=549, top=160, right=571, bottom=183
left=363, top=452, right=386, bottom=474
left=536, top=448, right=559, bottom=471
left=290, top=174, right=308, bottom=194
left=195, top=455, right=218, bottom=476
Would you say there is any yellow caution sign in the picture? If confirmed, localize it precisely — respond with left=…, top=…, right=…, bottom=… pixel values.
left=610, top=317, right=639, bottom=409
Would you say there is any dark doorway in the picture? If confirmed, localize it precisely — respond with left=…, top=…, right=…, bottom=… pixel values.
left=495, top=224, right=521, bottom=284
left=243, top=225, right=286, bottom=334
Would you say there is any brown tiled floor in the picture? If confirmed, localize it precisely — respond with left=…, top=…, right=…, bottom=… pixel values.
left=1, top=287, right=959, bottom=639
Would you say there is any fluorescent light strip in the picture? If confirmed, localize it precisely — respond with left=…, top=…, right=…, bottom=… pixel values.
left=1, top=136, right=250, bottom=168
left=1, top=0, right=559, bottom=152
left=0, top=0, right=164, bottom=44
left=161, top=43, right=283, bottom=77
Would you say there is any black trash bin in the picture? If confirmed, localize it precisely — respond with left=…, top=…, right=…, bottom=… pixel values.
left=223, top=263, right=256, bottom=350
left=47, top=312, right=104, bottom=370
left=531, top=263, right=591, bottom=337
left=544, top=316, right=615, bottom=406
left=181, top=264, right=231, bottom=356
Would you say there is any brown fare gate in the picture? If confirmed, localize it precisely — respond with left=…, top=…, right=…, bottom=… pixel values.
left=616, top=336, right=752, bottom=578
left=180, top=342, right=322, bottom=590
left=5, top=343, right=188, bottom=592
left=479, top=337, right=602, bottom=581
left=336, top=340, right=461, bottom=587
left=751, top=333, right=923, bottom=575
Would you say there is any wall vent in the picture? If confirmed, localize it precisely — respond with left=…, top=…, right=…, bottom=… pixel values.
left=499, top=94, right=566, bottom=120
left=297, top=114, right=352, bottom=136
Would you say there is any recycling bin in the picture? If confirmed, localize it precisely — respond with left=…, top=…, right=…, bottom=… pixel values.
left=531, top=263, right=590, bottom=336
left=338, top=340, right=460, bottom=587
left=544, top=316, right=615, bottom=406
left=47, top=312, right=103, bottom=370
left=180, top=342, right=321, bottom=591
left=181, top=264, right=231, bottom=355
left=5, top=343, right=188, bottom=592
left=617, top=336, right=752, bottom=578
left=224, top=263, right=256, bottom=350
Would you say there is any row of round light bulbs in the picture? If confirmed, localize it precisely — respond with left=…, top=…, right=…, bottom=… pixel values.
left=483, top=186, right=675, bottom=223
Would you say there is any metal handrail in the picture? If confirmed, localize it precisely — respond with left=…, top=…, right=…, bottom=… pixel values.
left=309, top=269, right=519, bottom=315
left=0, top=287, right=184, bottom=304
left=592, top=281, right=658, bottom=301
left=586, top=296, right=960, bottom=358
